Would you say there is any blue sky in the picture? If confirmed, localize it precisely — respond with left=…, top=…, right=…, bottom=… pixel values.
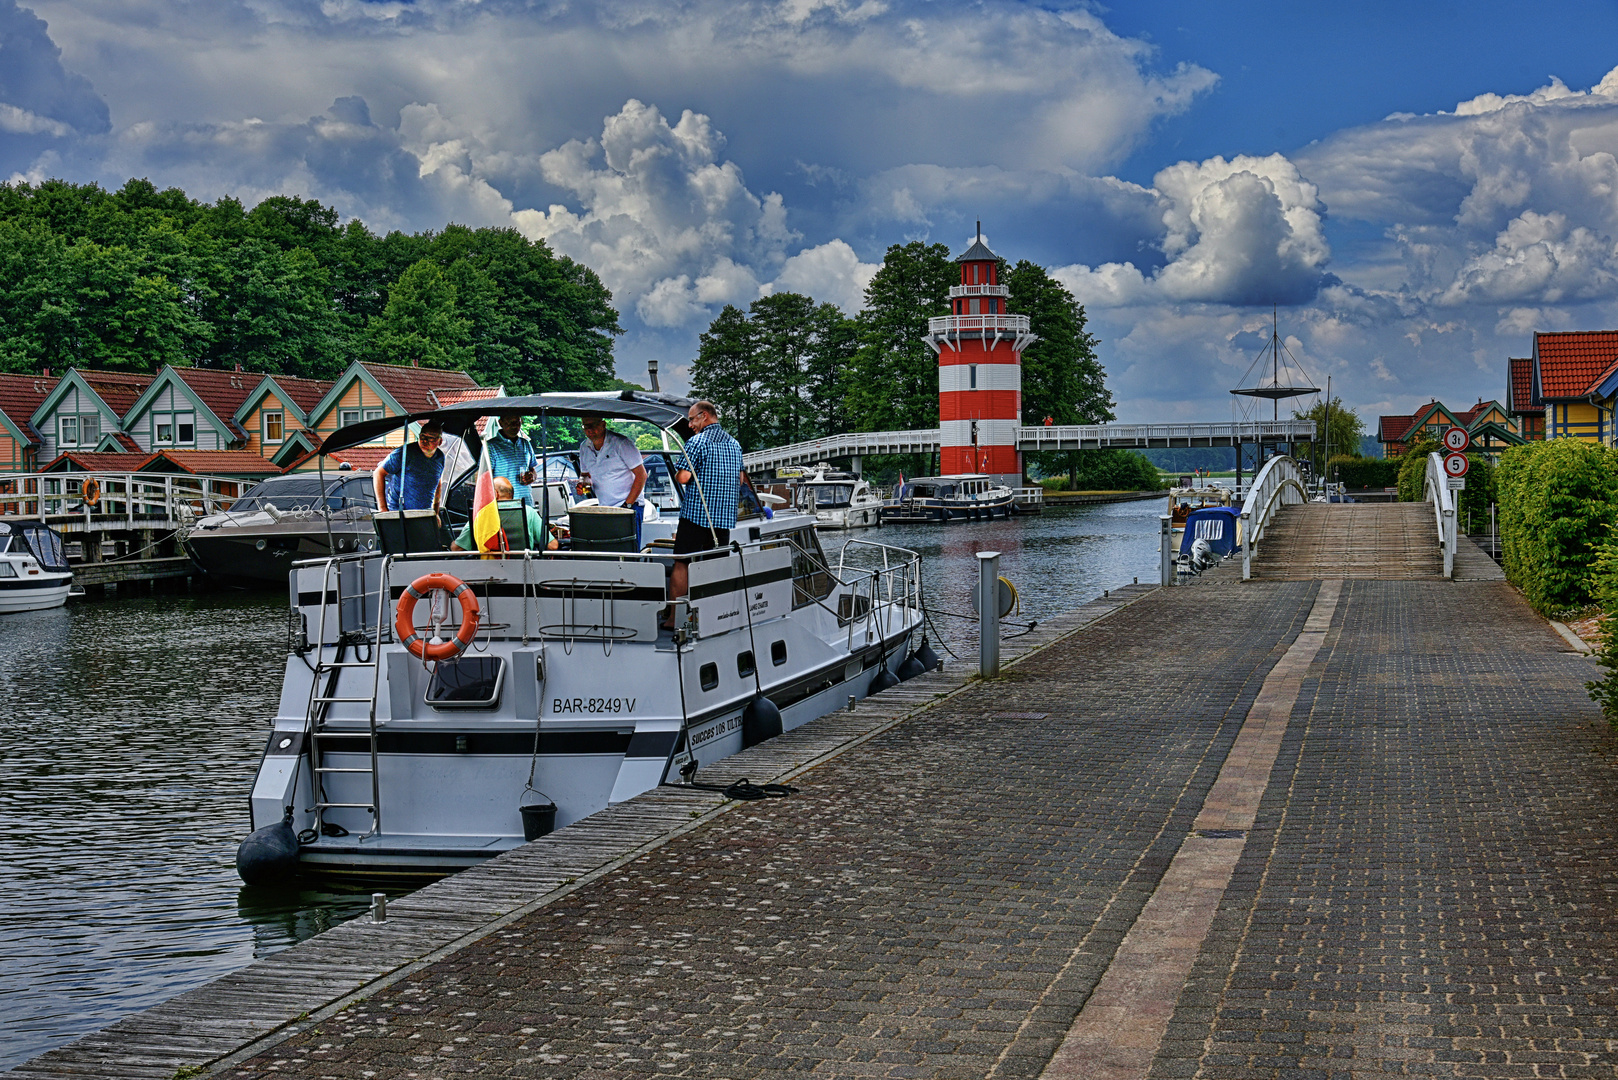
left=7, top=0, right=1618, bottom=431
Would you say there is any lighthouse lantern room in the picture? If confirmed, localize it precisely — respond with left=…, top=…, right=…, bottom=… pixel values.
left=922, top=224, right=1038, bottom=489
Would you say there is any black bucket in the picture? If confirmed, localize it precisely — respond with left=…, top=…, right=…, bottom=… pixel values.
left=520, top=801, right=557, bottom=841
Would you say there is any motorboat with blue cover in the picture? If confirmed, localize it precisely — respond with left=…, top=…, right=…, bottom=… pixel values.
left=236, top=391, right=932, bottom=882
left=1177, top=505, right=1242, bottom=575
left=0, top=520, right=72, bottom=612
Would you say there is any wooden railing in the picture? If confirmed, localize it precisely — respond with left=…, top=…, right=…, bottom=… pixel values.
left=0, top=471, right=248, bottom=526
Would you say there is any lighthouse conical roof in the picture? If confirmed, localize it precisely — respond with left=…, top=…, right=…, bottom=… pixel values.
left=955, top=237, right=999, bottom=263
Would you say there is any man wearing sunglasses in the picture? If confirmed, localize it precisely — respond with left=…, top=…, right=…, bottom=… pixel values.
left=372, top=419, right=447, bottom=516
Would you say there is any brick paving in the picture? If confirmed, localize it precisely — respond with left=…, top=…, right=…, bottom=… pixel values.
left=207, top=577, right=1618, bottom=1080
left=219, top=584, right=1318, bottom=1079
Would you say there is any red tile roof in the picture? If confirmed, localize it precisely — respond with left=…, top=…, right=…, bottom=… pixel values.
left=1378, top=415, right=1414, bottom=442
left=144, top=450, right=284, bottom=475
left=284, top=445, right=393, bottom=473
left=0, top=373, right=59, bottom=438
left=431, top=386, right=502, bottom=407
left=42, top=450, right=156, bottom=472
left=362, top=363, right=481, bottom=412
left=172, top=368, right=267, bottom=420
left=1534, top=331, right=1618, bottom=400
left=78, top=370, right=157, bottom=415
left=106, top=432, right=142, bottom=452
left=262, top=374, right=335, bottom=414
left=1507, top=358, right=1540, bottom=414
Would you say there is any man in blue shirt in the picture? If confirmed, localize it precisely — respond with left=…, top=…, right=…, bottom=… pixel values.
left=666, top=400, right=742, bottom=627
left=372, top=420, right=447, bottom=514
left=484, top=413, right=538, bottom=503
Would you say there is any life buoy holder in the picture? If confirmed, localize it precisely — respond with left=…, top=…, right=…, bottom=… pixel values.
left=395, top=572, right=480, bottom=662
left=81, top=477, right=100, bottom=508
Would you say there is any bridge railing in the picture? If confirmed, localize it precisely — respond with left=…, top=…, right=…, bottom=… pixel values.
left=1240, top=455, right=1308, bottom=581
left=1423, top=453, right=1456, bottom=578
left=1018, top=420, right=1316, bottom=451
left=0, top=471, right=248, bottom=527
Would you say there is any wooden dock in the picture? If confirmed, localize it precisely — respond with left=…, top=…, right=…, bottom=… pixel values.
left=6, top=584, right=1158, bottom=1080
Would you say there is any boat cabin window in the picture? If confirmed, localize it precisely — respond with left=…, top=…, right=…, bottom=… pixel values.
left=938, top=485, right=957, bottom=497
left=699, top=663, right=719, bottom=692
left=800, top=484, right=853, bottom=508
left=0, top=532, right=10, bottom=555
left=0, top=562, right=15, bottom=578
left=737, top=651, right=756, bottom=678
left=15, top=524, right=68, bottom=571
left=641, top=454, right=681, bottom=511
left=788, top=527, right=834, bottom=608
left=771, top=640, right=787, bottom=666
left=232, top=477, right=375, bottom=515
left=424, top=657, right=505, bottom=710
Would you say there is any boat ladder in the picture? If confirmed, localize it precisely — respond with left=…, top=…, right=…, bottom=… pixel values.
left=304, top=554, right=391, bottom=839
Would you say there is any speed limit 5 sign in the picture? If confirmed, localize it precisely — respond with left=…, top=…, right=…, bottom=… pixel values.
left=1444, top=451, right=1470, bottom=478
left=1443, top=426, right=1470, bottom=452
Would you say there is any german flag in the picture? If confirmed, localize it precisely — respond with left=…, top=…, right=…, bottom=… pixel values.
left=472, top=442, right=507, bottom=554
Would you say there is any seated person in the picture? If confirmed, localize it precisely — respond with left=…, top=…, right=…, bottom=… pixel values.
left=450, top=477, right=559, bottom=551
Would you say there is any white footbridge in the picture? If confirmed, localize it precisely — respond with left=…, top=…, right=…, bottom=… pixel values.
left=742, top=420, right=1317, bottom=472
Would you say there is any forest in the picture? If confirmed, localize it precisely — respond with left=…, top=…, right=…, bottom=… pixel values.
left=0, top=178, right=621, bottom=395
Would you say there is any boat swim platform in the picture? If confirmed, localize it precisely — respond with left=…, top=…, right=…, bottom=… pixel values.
left=25, top=575, right=1615, bottom=1080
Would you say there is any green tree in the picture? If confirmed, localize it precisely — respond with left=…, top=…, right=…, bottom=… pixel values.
left=847, top=241, right=954, bottom=433
left=747, top=292, right=816, bottom=447
left=690, top=305, right=763, bottom=450
left=804, top=301, right=858, bottom=436
left=1004, top=260, right=1113, bottom=486
left=196, top=241, right=345, bottom=377
left=367, top=258, right=473, bottom=370
left=1293, top=396, right=1365, bottom=469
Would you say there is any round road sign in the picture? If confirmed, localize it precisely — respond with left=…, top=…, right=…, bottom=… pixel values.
left=1443, top=426, right=1470, bottom=452
left=1444, top=452, right=1470, bottom=478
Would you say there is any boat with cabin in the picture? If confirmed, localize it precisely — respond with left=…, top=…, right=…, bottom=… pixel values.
left=881, top=474, right=1014, bottom=524
left=792, top=464, right=885, bottom=530
left=0, top=520, right=72, bottom=612
left=183, top=472, right=380, bottom=585
left=235, top=391, right=931, bottom=882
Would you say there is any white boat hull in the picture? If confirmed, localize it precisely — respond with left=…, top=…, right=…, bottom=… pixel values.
left=0, top=575, right=71, bottom=612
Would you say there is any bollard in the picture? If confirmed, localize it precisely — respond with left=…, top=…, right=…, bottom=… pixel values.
left=1160, top=516, right=1173, bottom=587
left=978, top=551, right=1000, bottom=677
left=370, top=892, right=387, bottom=923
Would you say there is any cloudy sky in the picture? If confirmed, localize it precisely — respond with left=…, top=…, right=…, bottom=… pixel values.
left=8, top=0, right=1618, bottom=429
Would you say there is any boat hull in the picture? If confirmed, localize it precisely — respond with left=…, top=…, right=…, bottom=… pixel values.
left=185, top=523, right=376, bottom=586
left=879, top=496, right=1014, bottom=525
left=0, top=574, right=72, bottom=612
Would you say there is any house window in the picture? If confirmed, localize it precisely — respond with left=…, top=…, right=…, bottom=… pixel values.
left=153, top=412, right=196, bottom=446
left=340, top=409, right=361, bottom=427
left=969, top=298, right=980, bottom=315
left=80, top=414, right=99, bottom=445
left=263, top=411, right=285, bottom=444
left=364, top=408, right=384, bottom=422
left=59, top=416, right=78, bottom=446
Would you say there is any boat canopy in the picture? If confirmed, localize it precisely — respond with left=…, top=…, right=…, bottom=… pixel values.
left=316, top=390, right=696, bottom=457
left=1178, top=506, right=1241, bottom=558
left=0, top=520, right=71, bottom=572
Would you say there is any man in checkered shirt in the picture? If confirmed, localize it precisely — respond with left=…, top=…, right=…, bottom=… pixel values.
left=665, top=399, right=743, bottom=627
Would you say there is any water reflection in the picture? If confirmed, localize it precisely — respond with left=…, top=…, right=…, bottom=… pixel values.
left=0, top=498, right=1161, bottom=1069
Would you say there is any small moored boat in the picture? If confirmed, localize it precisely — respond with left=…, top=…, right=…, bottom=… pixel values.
left=881, top=474, right=1014, bottom=524
left=183, top=473, right=379, bottom=586
left=794, top=465, right=885, bottom=530
left=0, top=521, right=73, bottom=612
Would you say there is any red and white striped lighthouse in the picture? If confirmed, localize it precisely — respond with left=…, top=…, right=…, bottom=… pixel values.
left=923, top=225, right=1038, bottom=488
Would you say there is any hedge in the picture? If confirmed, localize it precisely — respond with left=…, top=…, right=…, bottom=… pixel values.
left=1396, top=438, right=1442, bottom=502
left=1496, top=438, right=1618, bottom=613
left=1328, top=455, right=1398, bottom=490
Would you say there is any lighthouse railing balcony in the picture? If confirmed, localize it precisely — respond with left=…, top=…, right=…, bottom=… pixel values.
left=927, top=313, right=1031, bottom=336
left=948, top=283, right=1011, bottom=300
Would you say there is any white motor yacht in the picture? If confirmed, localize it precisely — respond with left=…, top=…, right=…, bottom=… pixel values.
left=0, top=521, right=73, bottom=612
left=794, top=465, right=885, bottom=530
left=237, top=392, right=930, bottom=882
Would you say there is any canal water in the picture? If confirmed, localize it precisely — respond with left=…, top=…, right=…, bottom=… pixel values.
left=0, top=496, right=1164, bottom=1068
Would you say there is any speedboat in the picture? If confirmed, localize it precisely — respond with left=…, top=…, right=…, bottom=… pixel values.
left=793, top=465, right=885, bottom=530
left=236, top=391, right=930, bottom=882
left=1166, top=485, right=1236, bottom=549
left=881, top=474, right=1014, bottom=524
left=0, top=521, right=72, bottom=612
left=183, top=472, right=379, bottom=586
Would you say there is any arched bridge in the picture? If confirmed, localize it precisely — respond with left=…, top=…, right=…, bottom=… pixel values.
left=742, top=420, right=1317, bottom=472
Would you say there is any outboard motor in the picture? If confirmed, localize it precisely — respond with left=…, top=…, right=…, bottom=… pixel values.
left=236, top=809, right=299, bottom=886
left=1190, top=537, right=1218, bottom=573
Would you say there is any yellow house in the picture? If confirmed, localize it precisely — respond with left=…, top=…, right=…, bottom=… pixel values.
left=1532, top=330, right=1618, bottom=444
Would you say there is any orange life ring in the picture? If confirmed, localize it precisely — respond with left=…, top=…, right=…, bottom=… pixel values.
left=395, top=572, right=480, bottom=661
left=81, top=477, right=100, bottom=508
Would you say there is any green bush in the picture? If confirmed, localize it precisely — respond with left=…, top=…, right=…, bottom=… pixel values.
left=1497, top=438, right=1618, bottom=613
left=1585, top=534, right=1618, bottom=726
left=1396, top=438, right=1442, bottom=502
left=1329, top=455, right=1399, bottom=490
left=1456, top=454, right=1496, bottom=533
left=1042, top=450, right=1167, bottom=491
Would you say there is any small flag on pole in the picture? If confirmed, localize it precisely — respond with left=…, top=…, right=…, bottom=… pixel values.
left=471, top=442, right=507, bottom=553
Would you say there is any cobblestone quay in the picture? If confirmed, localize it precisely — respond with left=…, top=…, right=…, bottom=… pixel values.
left=21, top=576, right=1616, bottom=1079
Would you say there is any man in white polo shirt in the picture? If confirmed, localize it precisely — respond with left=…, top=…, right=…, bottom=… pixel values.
left=577, top=416, right=649, bottom=545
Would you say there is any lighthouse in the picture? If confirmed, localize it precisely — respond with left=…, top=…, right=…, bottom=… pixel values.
left=922, top=225, right=1038, bottom=488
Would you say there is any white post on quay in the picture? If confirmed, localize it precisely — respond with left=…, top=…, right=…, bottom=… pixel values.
left=978, top=550, right=1000, bottom=678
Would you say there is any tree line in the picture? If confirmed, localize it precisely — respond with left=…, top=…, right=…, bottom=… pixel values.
left=690, top=240, right=1147, bottom=486
left=0, top=178, right=622, bottom=394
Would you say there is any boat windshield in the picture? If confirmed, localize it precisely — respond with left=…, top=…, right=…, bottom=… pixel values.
left=800, top=484, right=853, bottom=508
left=642, top=455, right=681, bottom=511
left=13, top=523, right=69, bottom=571
left=232, top=476, right=377, bottom=514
